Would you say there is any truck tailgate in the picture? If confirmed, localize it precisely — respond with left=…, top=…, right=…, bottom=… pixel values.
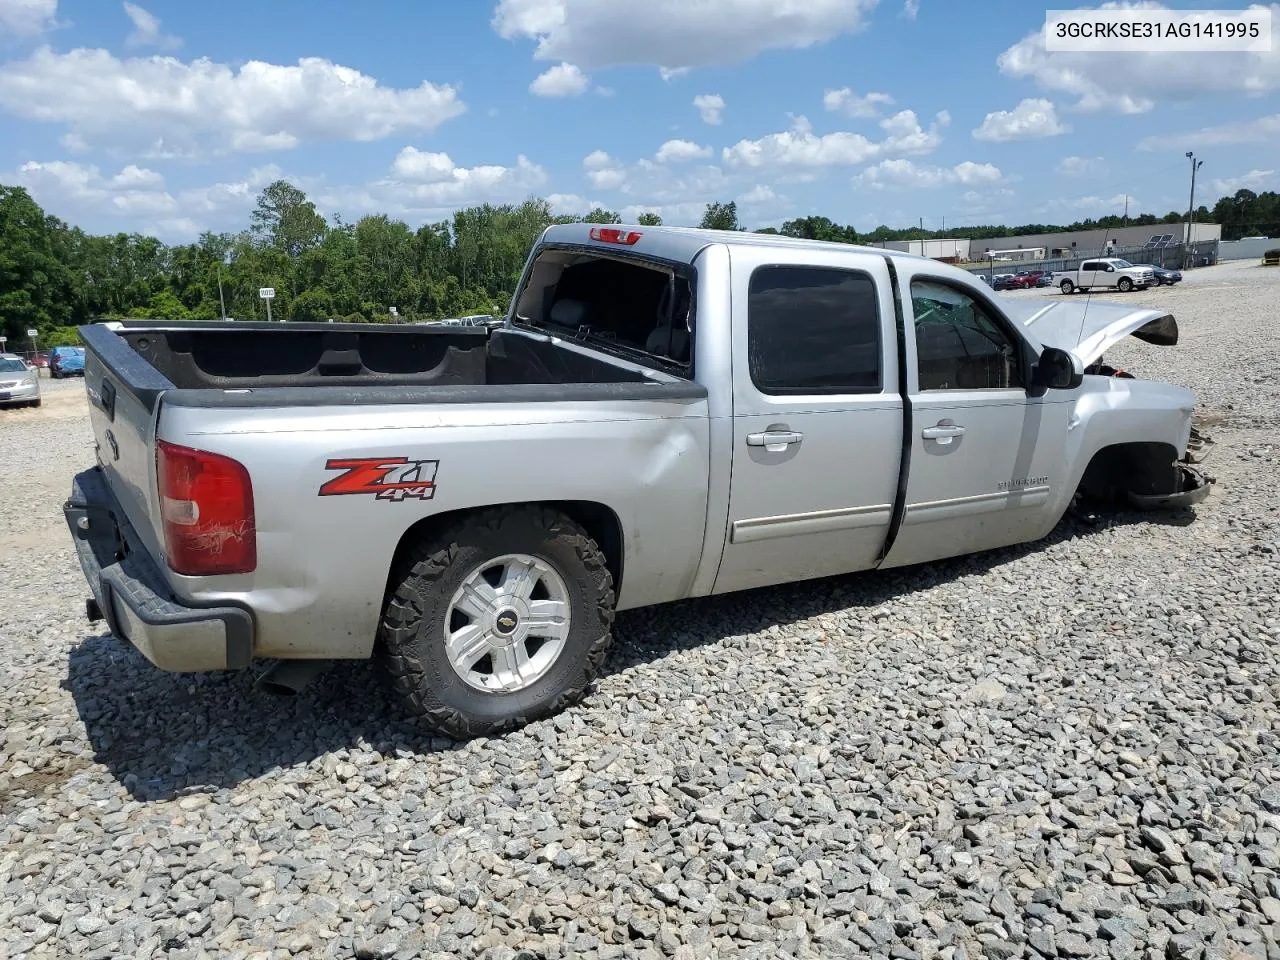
left=80, top=324, right=176, bottom=559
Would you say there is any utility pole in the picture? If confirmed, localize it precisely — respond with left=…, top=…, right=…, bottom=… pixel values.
left=1184, top=152, right=1203, bottom=268
left=1123, top=195, right=1129, bottom=227
left=216, top=263, right=227, bottom=320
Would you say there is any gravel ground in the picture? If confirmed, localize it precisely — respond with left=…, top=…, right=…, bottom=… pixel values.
left=2, top=262, right=1278, bottom=960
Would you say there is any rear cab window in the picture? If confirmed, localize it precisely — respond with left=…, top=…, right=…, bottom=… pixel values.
left=511, top=248, right=695, bottom=373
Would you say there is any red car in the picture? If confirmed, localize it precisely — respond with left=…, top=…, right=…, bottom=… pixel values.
left=1008, top=270, right=1050, bottom=289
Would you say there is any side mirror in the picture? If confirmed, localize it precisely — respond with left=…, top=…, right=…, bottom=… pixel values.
left=1037, top=346, right=1084, bottom=390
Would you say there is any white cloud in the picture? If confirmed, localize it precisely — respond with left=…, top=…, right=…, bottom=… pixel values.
left=529, top=61, right=590, bottom=97
left=1056, top=155, right=1107, bottom=177
left=11, top=158, right=291, bottom=235
left=659, top=66, right=690, bottom=82
left=1138, top=113, right=1280, bottom=150
left=0, top=47, right=466, bottom=157
left=693, top=93, right=724, bottom=125
left=547, top=192, right=605, bottom=215
left=972, top=98, right=1069, bottom=142
left=1210, top=169, right=1276, bottom=195
left=1053, top=192, right=1137, bottom=215
left=855, top=158, right=1003, bottom=190
left=723, top=109, right=945, bottom=171
left=391, top=148, right=460, bottom=182
left=655, top=139, right=712, bottom=163
left=583, top=150, right=627, bottom=189
left=0, top=0, right=58, bottom=36
left=373, top=154, right=546, bottom=209
left=620, top=201, right=706, bottom=225
left=491, top=0, right=880, bottom=72
left=123, top=2, right=180, bottom=50
left=903, top=0, right=920, bottom=18
left=823, top=88, right=894, bottom=118
left=737, top=184, right=777, bottom=204
left=996, top=3, right=1280, bottom=113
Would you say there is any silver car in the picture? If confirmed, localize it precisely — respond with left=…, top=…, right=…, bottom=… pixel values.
left=0, top=354, right=40, bottom=408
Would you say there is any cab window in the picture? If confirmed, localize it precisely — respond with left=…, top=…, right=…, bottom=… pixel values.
left=910, top=279, right=1023, bottom=391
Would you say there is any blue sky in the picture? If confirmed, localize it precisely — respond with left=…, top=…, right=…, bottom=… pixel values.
left=0, top=0, right=1276, bottom=241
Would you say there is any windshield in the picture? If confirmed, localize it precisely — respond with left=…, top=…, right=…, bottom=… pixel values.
left=0, top=358, right=28, bottom=373
left=1111, top=259, right=1132, bottom=268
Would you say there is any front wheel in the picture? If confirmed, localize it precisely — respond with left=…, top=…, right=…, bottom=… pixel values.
left=1118, top=277, right=1134, bottom=292
left=1060, top=279, right=1075, bottom=294
left=377, top=505, right=616, bottom=739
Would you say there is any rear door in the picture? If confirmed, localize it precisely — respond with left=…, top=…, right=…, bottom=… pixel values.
left=1079, top=261, right=1103, bottom=289
left=713, top=246, right=902, bottom=595
left=880, top=268, right=1069, bottom=568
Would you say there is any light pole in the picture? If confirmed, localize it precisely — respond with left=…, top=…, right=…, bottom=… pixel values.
left=1184, top=152, right=1203, bottom=269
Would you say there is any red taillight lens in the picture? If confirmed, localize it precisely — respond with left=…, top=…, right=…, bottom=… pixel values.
left=589, top=227, right=642, bottom=245
left=156, top=439, right=256, bottom=576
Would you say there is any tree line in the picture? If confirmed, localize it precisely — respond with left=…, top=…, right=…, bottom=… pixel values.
left=2, top=179, right=1277, bottom=349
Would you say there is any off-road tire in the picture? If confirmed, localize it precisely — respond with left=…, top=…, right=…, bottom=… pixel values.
left=377, top=505, right=615, bottom=739
left=1060, top=279, right=1075, bottom=295
left=1118, top=277, right=1134, bottom=292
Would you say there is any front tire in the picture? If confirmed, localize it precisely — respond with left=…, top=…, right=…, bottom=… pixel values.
left=1118, top=277, right=1134, bottom=292
left=1060, top=279, right=1075, bottom=294
left=377, top=506, right=616, bottom=739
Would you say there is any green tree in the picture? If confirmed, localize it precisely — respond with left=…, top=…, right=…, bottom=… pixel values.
left=0, top=186, right=72, bottom=341
left=250, top=181, right=328, bottom=260
left=637, top=212, right=663, bottom=226
left=583, top=207, right=621, bottom=224
left=700, top=201, right=739, bottom=231
left=290, top=288, right=335, bottom=323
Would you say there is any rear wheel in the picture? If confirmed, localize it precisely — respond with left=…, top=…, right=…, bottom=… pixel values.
left=1060, top=279, right=1075, bottom=294
left=377, top=505, right=616, bottom=739
left=1118, top=277, right=1134, bottom=292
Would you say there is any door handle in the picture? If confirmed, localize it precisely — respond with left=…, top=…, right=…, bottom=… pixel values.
left=922, top=421, right=966, bottom=441
left=746, top=429, right=804, bottom=452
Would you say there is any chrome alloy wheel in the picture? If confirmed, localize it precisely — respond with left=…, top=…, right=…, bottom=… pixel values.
left=444, top=554, right=572, bottom=692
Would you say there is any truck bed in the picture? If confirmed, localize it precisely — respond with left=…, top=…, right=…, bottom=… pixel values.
left=80, top=320, right=702, bottom=411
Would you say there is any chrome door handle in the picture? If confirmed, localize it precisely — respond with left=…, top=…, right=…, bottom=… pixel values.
left=746, top=430, right=804, bottom=452
left=922, top=422, right=966, bottom=441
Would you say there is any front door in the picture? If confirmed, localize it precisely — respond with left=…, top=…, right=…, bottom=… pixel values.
left=713, top=247, right=903, bottom=595
left=881, top=270, right=1069, bottom=569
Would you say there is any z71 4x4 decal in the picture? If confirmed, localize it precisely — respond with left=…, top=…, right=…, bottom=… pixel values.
left=318, top=457, right=439, bottom=502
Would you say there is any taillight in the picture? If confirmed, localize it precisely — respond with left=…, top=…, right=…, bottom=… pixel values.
left=589, top=227, right=642, bottom=245
left=156, top=439, right=256, bottom=575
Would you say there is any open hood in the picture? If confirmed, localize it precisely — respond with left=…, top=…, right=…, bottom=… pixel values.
left=1001, top=299, right=1178, bottom=366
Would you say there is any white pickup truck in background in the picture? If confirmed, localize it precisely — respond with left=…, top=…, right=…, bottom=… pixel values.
left=1054, top=258, right=1156, bottom=295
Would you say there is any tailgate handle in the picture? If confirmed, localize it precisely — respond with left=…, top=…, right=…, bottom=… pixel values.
left=90, top=377, right=117, bottom=421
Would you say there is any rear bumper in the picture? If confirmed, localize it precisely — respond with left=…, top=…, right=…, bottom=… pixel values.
left=63, top=467, right=254, bottom=672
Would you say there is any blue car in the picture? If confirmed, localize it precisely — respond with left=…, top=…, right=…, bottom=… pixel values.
left=49, top=346, right=86, bottom=378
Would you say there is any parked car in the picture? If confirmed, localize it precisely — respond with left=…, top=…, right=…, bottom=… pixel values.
left=990, top=274, right=1017, bottom=290
left=30, top=352, right=49, bottom=368
left=49, top=345, right=86, bottom=378
left=64, top=224, right=1211, bottom=738
left=1009, top=271, right=1052, bottom=290
left=1135, top=265, right=1182, bottom=286
left=0, top=353, right=41, bottom=408
left=1053, top=259, right=1155, bottom=294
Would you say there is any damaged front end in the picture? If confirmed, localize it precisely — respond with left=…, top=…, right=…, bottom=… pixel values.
left=1126, top=425, right=1215, bottom=511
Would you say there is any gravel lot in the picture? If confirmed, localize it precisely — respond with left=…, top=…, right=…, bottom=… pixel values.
left=2, top=261, right=1278, bottom=960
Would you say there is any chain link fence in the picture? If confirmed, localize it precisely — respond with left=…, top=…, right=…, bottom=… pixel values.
left=965, top=239, right=1220, bottom=278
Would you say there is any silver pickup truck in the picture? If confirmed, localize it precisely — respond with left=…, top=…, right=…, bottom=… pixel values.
left=64, top=224, right=1211, bottom=737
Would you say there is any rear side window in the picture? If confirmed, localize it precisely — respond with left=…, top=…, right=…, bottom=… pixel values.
left=748, top=265, right=881, bottom=395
